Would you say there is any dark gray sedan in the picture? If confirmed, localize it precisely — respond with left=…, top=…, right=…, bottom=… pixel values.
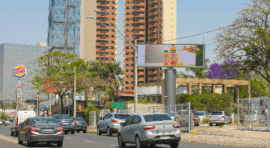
left=17, top=117, right=64, bottom=147
left=53, top=114, right=75, bottom=134
left=72, top=117, right=87, bottom=133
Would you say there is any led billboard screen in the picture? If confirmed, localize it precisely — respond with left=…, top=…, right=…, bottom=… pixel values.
left=138, top=44, right=205, bottom=67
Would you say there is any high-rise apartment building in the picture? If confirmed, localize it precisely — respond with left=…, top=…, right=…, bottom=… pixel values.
left=123, top=0, right=177, bottom=91
left=47, top=0, right=118, bottom=62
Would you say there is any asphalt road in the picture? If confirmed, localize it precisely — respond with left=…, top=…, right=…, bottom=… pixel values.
left=0, top=125, right=236, bottom=148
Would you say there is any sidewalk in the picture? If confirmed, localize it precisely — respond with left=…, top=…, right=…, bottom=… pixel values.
left=181, top=125, right=270, bottom=147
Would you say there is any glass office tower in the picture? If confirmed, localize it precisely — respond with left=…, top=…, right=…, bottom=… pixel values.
left=47, top=0, right=81, bottom=56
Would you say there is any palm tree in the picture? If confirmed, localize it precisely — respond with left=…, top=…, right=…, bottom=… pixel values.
left=0, top=104, right=9, bottom=113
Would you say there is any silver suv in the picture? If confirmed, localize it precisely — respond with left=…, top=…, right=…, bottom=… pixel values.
left=209, top=111, right=232, bottom=126
left=117, top=113, right=181, bottom=148
left=97, top=113, right=130, bottom=136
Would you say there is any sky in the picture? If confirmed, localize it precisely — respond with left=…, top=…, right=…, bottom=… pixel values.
left=0, top=0, right=249, bottom=73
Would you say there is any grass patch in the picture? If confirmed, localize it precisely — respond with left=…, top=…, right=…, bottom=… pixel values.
left=87, top=131, right=97, bottom=134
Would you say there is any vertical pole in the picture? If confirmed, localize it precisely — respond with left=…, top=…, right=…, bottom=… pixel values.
left=165, top=67, right=176, bottom=116
left=37, top=98, right=39, bottom=117
left=188, top=102, right=191, bottom=133
left=134, top=40, right=138, bottom=113
left=74, top=66, right=76, bottom=117
left=49, top=93, right=52, bottom=117
left=267, top=97, right=269, bottom=131
left=237, top=99, right=239, bottom=129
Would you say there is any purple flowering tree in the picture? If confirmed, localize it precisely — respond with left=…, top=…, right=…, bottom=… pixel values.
left=206, top=60, right=242, bottom=79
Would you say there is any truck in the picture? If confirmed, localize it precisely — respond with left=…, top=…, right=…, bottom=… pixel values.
left=10, top=111, right=36, bottom=136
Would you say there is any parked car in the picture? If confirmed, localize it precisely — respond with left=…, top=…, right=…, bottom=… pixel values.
left=72, top=117, right=87, bottom=133
left=174, top=110, right=200, bottom=126
left=97, top=113, right=130, bottom=136
left=196, top=111, right=209, bottom=124
left=10, top=111, right=36, bottom=136
left=0, top=119, right=2, bottom=125
left=4, top=119, right=13, bottom=126
left=209, top=111, right=232, bottom=126
left=17, top=117, right=64, bottom=147
left=53, top=114, right=75, bottom=134
left=117, top=113, right=181, bottom=148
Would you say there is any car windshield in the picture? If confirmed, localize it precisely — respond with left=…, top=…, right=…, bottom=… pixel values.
left=211, top=112, right=223, bottom=115
left=74, top=117, right=84, bottom=121
left=197, top=112, right=205, bottom=116
left=114, top=114, right=130, bottom=120
left=143, top=114, right=172, bottom=122
left=55, top=115, right=71, bottom=119
left=32, top=118, right=58, bottom=125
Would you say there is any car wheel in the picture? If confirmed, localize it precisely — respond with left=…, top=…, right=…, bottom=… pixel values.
left=15, top=131, right=19, bottom=136
left=18, top=136, right=23, bottom=145
left=149, top=144, right=156, bottom=147
left=77, top=130, right=80, bottom=133
left=71, top=130, right=75, bottom=134
left=118, top=134, right=126, bottom=147
left=216, top=123, right=219, bottom=126
left=64, top=131, right=68, bottom=134
left=83, top=130, right=86, bottom=134
left=11, top=131, right=14, bottom=136
left=107, top=127, right=112, bottom=136
left=97, top=126, right=101, bottom=135
left=209, top=123, right=212, bottom=126
left=136, top=136, right=147, bottom=148
left=25, top=135, right=31, bottom=147
left=170, top=142, right=179, bottom=148
left=57, top=141, right=63, bottom=147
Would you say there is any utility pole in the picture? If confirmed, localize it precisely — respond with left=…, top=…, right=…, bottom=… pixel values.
left=134, top=40, right=138, bottom=113
left=73, top=59, right=76, bottom=117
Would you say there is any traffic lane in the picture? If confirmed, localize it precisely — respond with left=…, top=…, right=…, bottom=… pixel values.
left=0, top=125, right=237, bottom=148
left=0, top=138, right=24, bottom=148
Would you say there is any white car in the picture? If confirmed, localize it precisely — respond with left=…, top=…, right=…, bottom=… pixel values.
left=0, top=120, right=2, bottom=125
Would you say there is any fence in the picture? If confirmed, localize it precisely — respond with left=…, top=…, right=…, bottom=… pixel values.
left=237, top=97, right=269, bottom=131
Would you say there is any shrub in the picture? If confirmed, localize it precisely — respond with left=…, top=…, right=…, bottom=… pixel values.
left=176, top=93, right=191, bottom=104
left=84, top=104, right=100, bottom=125
left=186, top=93, right=234, bottom=113
left=203, top=119, right=209, bottom=124
left=0, top=112, right=8, bottom=120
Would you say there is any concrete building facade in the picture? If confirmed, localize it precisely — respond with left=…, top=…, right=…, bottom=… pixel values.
left=123, top=0, right=177, bottom=91
left=0, top=43, right=48, bottom=103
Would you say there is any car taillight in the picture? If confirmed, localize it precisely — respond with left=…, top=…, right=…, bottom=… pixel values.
left=221, top=116, right=224, bottom=118
left=85, top=122, right=87, bottom=125
left=30, top=126, right=38, bottom=132
left=72, top=121, right=76, bottom=125
left=144, top=125, right=155, bottom=130
left=173, top=124, right=181, bottom=128
left=16, top=117, right=18, bottom=126
left=57, top=126, right=63, bottom=132
left=111, top=119, right=118, bottom=122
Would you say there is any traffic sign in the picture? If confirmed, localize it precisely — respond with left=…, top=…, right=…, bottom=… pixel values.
left=112, top=103, right=125, bottom=109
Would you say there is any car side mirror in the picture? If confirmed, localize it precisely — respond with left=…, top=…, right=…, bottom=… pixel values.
left=120, top=122, right=125, bottom=127
left=100, top=117, right=103, bottom=120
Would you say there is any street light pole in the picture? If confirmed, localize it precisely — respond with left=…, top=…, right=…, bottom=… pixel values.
left=73, top=65, right=76, bottom=117
left=134, top=40, right=138, bottom=113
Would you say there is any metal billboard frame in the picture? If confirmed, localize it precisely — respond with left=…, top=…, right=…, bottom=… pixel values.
left=136, top=43, right=205, bottom=68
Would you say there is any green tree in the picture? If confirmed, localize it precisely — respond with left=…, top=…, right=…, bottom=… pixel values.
left=84, top=104, right=100, bottom=125
left=0, top=112, right=8, bottom=120
left=0, top=104, right=9, bottom=113
left=214, top=0, right=270, bottom=84
left=185, top=58, right=210, bottom=78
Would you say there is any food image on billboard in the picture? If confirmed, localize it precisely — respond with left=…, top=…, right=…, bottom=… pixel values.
left=138, top=44, right=204, bottom=67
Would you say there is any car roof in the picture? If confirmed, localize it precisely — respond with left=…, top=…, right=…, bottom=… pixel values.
left=29, top=117, right=55, bottom=120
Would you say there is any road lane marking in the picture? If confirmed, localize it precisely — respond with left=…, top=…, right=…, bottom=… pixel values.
left=111, top=144, right=119, bottom=147
left=65, top=137, right=72, bottom=139
left=85, top=140, right=95, bottom=143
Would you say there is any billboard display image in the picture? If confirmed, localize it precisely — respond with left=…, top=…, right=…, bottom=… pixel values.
left=138, top=44, right=204, bottom=67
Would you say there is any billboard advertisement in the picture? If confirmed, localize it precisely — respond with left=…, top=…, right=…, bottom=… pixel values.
left=13, top=65, right=27, bottom=78
left=138, top=44, right=205, bottom=67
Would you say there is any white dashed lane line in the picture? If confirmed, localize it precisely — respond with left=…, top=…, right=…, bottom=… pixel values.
left=111, top=144, right=118, bottom=147
left=85, top=140, right=95, bottom=143
left=65, top=137, right=72, bottom=139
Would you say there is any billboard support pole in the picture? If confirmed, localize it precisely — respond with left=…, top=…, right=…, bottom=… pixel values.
left=165, top=67, right=176, bottom=116
left=134, top=40, right=138, bottom=114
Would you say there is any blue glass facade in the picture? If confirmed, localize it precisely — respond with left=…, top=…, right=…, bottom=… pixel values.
left=0, top=43, right=48, bottom=102
left=47, top=0, right=81, bottom=56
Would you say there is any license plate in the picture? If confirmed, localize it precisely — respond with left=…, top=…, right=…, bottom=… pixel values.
left=77, top=124, right=82, bottom=126
left=63, top=123, right=68, bottom=125
left=43, top=129, right=52, bottom=132
left=160, top=136, right=170, bottom=139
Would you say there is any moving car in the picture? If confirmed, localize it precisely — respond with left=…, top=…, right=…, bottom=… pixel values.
left=17, top=117, right=64, bottom=147
left=4, top=119, right=13, bottom=126
left=0, top=119, right=2, bottom=125
left=174, top=110, right=200, bottom=127
left=53, top=114, right=75, bottom=134
left=10, top=111, right=36, bottom=136
left=209, top=111, right=232, bottom=126
left=196, top=111, right=209, bottom=124
left=97, top=113, right=130, bottom=136
left=117, top=113, right=181, bottom=148
left=72, top=117, right=87, bottom=133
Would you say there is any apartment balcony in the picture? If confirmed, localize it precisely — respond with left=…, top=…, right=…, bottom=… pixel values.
left=126, top=3, right=135, bottom=7
left=125, top=72, right=134, bottom=76
left=125, top=54, right=135, bottom=58
left=96, top=48, right=106, bottom=53
left=134, top=31, right=145, bottom=35
left=125, top=26, right=134, bottom=30
left=96, top=43, right=106, bottom=46
left=125, top=77, right=134, bottom=82
left=138, top=72, right=144, bottom=75
left=138, top=67, right=144, bottom=70
left=97, top=3, right=106, bottom=6
left=134, top=8, right=145, bottom=12
left=105, top=20, right=116, bottom=24
left=106, top=14, right=115, bottom=18
left=138, top=77, right=145, bottom=81
left=126, top=20, right=134, bottom=24
left=149, top=0, right=162, bottom=5
left=107, top=3, right=116, bottom=7
left=106, top=43, right=115, bottom=47
left=135, top=2, right=145, bottom=7
left=150, top=4, right=162, bottom=10
left=96, top=25, right=107, bottom=29
left=106, top=32, right=115, bottom=35
left=125, top=43, right=135, bottom=47
left=149, top=70, right=162, bottom=75
left=125, top=83, right=134, bottom=88
left=125, top=15, right=134, bottom=19
left=96, top=37, right=107, bottom=40
left=134, top=25, right=145, bottom=30
left=125, top=49, right=134, bottom=53
left=96, top=54, right=106, bottom=58
left=125, top=66, right=134, bottom=70
left=126, top=9, right=134, bottom=13
left=134, top=14, right=145, bottom=18
left=96, top=14, right=106, bottom=18
left=106, top=49, right=115, bottom=53
left=106, top=9, right=116, bottom=13
left=96, top=31, right=106, bottom=34
left=126, top=37, right=134, bottom=41
left=135, top=36, right=145, bottom=41
left=125, top=60, right=134, bottom=64
left=149, top=15, right=162, bottom=22
left=125, top=32, right=134, bottom=36
left=105, top=54, right=115, bottom=58
left=134, top=19, right=145, bottom=23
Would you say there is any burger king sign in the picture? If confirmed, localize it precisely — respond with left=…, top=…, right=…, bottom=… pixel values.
left=13, top=65, right=27, bottom=79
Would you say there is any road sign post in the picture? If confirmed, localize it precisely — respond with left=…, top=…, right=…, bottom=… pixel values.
left=112, top=103, right=125, bottom=109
